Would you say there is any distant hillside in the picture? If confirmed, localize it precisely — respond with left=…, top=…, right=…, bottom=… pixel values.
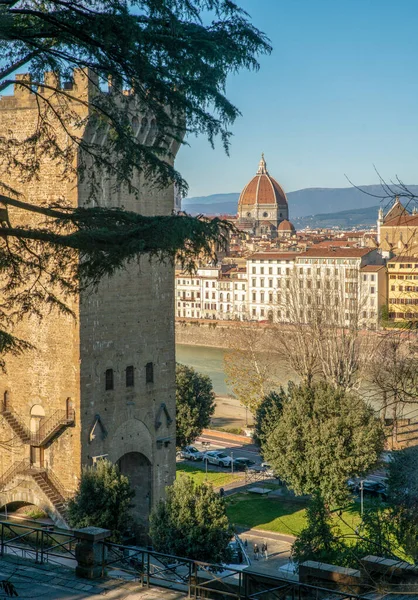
left=293, top=205, right=380, bottom=230
left=183, top=185, right=418, bottom=219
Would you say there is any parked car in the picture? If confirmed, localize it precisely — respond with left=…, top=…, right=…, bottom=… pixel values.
left=362, top=480, right=388, bottom=500
left=261, top=463, right=279, bottom=479
left=233, top=458, right=256, bottom=471
left=179, top=446, right=204, bottom=461
left=203, top=451, right=234, bottom=468
left=348, top=478, right=387, bottom=500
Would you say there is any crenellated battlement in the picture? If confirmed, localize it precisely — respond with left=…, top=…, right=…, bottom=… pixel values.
left=0, top=68, right=100, bottom=110
left=0, top=67, right=181, bottom=155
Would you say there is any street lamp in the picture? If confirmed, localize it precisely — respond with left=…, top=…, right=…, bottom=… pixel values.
left=201, top=441, right=211, bottom=480
left=360, top=480, right=364, bottom=517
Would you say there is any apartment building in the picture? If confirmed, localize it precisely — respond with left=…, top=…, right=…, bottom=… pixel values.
left=175, top=248, right=386, bottom=328
left=295, top=248, right=384, bottom=329
left=387, top=256, right=418, bottom=321
left=246, top=252, right=299, bottom=321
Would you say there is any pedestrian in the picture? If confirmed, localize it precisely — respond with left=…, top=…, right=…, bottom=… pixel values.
left=219, top=487, right=225, bottom=498
left=244, top=539, right=248, bottom=549
left=263, top=541, right=268, bottom=560
left=253, top=543, right=259, bottom=561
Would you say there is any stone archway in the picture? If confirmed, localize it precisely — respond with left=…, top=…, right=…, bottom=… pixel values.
left=117, top=452, right=152, bottom=526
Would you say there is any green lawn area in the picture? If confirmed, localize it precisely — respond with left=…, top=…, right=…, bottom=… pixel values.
left=226, top=493, right=361, bottom=537
left=176, top=463, right=243, bottom=488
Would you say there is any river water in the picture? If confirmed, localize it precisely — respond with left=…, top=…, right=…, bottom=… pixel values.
left=176, top=344, right=232, bottom=396
left=175, top=343, right=296, bottom=397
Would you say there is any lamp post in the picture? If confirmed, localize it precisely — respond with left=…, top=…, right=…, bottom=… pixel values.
left=360, top=480, right=364, bottom=517
left=201, top=441, right=211, bottom=481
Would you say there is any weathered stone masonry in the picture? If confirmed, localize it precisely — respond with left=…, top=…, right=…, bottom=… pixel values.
left=0, top=70, right=178, bottom=528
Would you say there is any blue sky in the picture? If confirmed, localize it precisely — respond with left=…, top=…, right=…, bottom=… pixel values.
left=177, top=0, right=418, bottom=198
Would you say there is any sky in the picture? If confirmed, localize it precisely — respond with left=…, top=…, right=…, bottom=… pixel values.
left=177, top=0, right=418, bottom=198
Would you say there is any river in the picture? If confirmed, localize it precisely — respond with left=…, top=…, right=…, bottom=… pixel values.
left=175, top=343, right=297, bottom=397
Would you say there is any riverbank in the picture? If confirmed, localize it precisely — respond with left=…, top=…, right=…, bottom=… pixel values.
left=175, top=318, right=274, bottom=349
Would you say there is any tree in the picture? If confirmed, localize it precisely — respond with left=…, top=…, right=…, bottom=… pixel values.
left=224, top=323, right=276, bottom=415
left=264, top=382, right=385, bottom=504
left=274, top=267, right=370, bottom=391
left=67, top=459, right=134, bottom=542
left=365, top=332, right=418, bottom=446
left=292, top=493, right=346, bottom=567
left=149, top=475, right=233, bottom=563
left=176, top=363, right=215, bottom=448
left=387, top=446, right=418, bottom=561
left=0, top=0, right=271, bottom=358
left=253, top=388, right=285, bottom=453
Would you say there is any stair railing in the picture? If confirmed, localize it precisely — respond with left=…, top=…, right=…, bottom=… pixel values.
left=0, top=458, right=31, bottom=490
left=38, top=468, right=69, bottom=501
left=0, top=398, right=75, bottom=446
left=32, top=408, right=75, bottom=446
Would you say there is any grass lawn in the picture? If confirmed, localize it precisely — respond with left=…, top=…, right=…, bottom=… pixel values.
left=176, top=463, right=243, bottom=488
left=226, top=493, right=361, bottom=538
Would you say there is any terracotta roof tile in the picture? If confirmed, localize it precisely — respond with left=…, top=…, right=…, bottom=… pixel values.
left=299, top=248, right=374, bottom=258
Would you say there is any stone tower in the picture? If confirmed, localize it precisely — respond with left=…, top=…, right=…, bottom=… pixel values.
left=0, top=70, right=178, bottom=529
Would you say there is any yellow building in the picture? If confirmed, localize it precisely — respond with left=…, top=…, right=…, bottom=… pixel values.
left=387, top=256, right=418, bottom=321
left=378, top=198, right=418, bottom=258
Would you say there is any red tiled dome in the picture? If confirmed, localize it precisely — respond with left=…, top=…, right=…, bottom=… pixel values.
left=278, top=219, right=295, bottom=232
left=238, top=155, right=288, bottom=207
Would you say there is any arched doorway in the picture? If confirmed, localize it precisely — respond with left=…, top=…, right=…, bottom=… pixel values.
left=117, top=452, right=152, bottom=525
left=30, top=404, right=45, bottom=468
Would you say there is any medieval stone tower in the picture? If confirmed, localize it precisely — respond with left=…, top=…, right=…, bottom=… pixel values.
left=0, top=70, right=178, bottom=529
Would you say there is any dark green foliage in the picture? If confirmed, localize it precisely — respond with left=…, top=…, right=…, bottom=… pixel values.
left=0, top=0, right=271, bottom=361
left=292, top=493, right=345, bottom=567
left=264, top=382, right=385, bottom=504
left=0, top=0, right=271, bottom=193
left=387, top=446, right=418, bottom=561
left=253, top=388, right=285, bottom=452
left=149, top=475, right=233, bottom=563
left=67, top=459, right=134, bottom=542
left=353, top=502, right=403, bottom=562
left=176, top=363, right=216, bottom=448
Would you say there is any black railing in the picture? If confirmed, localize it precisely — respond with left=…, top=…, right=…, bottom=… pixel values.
left=0, top=520, right=77, bottom=566
left=101, top=542, right=367, bottom=600
left=0, top=520, right=369, bottom=600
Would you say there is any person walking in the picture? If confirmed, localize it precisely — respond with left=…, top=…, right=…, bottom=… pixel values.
left=263, top=541, right=268, bottom=560
left=253, top=543, right=259, bottom=561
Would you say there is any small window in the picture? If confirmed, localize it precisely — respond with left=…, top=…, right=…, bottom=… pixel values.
left=126, top=366, right=134, bottom=387
left=146, top=362, right=154, bottom=384
left=105, top=369, right=114, bottom=391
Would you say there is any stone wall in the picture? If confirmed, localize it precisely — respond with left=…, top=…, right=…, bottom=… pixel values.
left=0, top=69, right=178, bottom=526
left=175, top=319, right=276, bottom=349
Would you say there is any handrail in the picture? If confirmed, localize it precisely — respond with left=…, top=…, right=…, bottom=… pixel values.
left=41, top=468, right=69, bottom=501
left=0, top=399, right=75, bottom=446
left=0, top=520, right=371, bottom=599
left=0, top=458, right=31, bottom=489
left=32, top=408, right=75, bottom=446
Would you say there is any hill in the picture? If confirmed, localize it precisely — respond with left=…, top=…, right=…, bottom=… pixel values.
left=182, top=185, right=418, bottom=219
left=293, top=205, right=379, bottom=230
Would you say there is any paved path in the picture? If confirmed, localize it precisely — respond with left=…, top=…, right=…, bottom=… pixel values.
left=236, top=527, right=293, bottom=577
left=0, top=555, right=187, bottom=599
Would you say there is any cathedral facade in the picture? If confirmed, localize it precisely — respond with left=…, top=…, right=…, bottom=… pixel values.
left=237, top=154, right=294, bottom=237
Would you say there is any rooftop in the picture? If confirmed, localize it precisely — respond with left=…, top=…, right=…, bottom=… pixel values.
left=361, top=265, right=386, bottom=272
left=247, top=251, right=301, bottom=261
left=299, top=248, right=373, bottom=258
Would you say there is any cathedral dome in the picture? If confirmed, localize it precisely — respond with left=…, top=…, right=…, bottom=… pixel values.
left=238, top=154, right=288, bottom=208
left=278, top=219, right=295, bottom=233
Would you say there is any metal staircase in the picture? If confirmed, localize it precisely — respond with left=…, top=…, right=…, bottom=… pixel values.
left=0, top=460, right=69, bottom=523
left=0, top=399, right=75, bottom=447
